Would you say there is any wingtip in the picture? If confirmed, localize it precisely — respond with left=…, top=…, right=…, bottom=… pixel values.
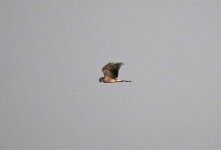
left=108, top=62, right=124, bottom=65
left=118, top=62, right=124, bottom=66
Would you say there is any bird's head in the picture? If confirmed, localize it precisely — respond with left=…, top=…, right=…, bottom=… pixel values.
left=99, top=77, right=104, bottom=83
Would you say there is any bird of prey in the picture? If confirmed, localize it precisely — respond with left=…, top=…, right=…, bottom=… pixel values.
left=99, top=62, right=131, bottom=83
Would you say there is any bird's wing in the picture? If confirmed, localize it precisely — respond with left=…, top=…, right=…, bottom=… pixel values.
left=102, top=62, right=123, bottom=78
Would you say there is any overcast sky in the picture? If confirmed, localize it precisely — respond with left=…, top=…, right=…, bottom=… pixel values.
left=0, top=0, right=220, bottom=149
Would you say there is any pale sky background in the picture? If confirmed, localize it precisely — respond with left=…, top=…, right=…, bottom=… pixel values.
left=0, top=0, right=220, bottom=150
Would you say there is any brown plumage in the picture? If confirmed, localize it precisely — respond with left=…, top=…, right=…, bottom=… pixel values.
left=99, top=62, right=131, bottom=83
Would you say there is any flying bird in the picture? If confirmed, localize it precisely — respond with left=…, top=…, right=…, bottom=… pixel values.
left=99, top=62, right=131, bottom=83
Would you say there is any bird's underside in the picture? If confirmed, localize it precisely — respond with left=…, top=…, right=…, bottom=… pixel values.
left=99, top=62, right=131, bottom=83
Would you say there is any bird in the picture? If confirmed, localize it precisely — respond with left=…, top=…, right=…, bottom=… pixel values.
left=99, top=62, right=131, bottom=83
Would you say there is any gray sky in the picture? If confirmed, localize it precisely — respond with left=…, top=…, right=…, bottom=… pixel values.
left=0, top=0, right=220, bottom=149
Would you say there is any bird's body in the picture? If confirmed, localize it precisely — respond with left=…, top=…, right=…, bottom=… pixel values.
left=99, top=62, right=131, bottom=83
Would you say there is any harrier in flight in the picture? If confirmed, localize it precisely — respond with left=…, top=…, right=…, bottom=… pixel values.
left=99, top=62, right=131, bottom=83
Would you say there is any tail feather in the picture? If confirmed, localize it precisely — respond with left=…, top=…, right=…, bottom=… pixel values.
left=117, top=79, right=132, bottom=82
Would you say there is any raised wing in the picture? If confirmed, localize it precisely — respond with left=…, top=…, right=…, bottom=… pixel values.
left=102, top=62, right=123, bottom=79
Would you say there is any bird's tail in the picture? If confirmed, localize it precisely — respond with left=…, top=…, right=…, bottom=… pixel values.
left=117, top=79, right=132, bottom=82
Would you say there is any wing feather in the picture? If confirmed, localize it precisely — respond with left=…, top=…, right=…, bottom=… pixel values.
left=102, top=62, right=123, bottom=78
